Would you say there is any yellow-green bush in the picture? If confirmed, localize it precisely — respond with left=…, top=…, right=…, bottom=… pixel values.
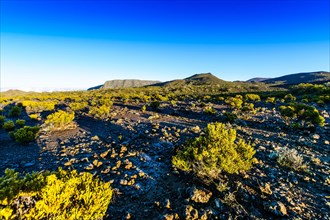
left=265, top=97, right=275, bottom=103
left=3, top=121, right=15, bottom=131
left=15, top=119, right=25, bottom=127
left=22, top=101, right=56, bottom=112
left=45, top=110, right=75, bottom=130
left=0, top=168, right=112, bottom=220
left=204, top=106, right=217, bottom=115
left=9, top=126, right=40, bottom=144
left=69, top=101, right=89, bottom=111
left=173, top=122, right=255, bottom=179
left=242, top=103, right=255, bottom=112
left=88, top=105, right=110, bottom=119
left=284, top=93, right=296, bottom=102
left=29, top=113, right=39, bottom=120
left=279, top=103, right=325, bottom=126
left=225, top=95, right=243, bottom=109
left=245, top=93, right=260, bottom=102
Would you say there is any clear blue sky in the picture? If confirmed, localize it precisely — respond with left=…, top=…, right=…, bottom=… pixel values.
left=1, top=0, right=329, bottom=91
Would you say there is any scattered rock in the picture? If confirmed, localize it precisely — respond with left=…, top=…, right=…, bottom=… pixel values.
left=184, top=205, right=199, bottom=220
left=190, top=187, right=212, bottom=203
left=264, top=201, right=287, bottom=216
left=24, top=161, right=35, bottom=167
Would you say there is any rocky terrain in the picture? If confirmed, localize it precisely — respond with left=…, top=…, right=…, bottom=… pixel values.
left=1, top=89, right=329, bottom=219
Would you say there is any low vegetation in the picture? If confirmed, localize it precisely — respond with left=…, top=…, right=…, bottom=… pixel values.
left=0, top=168, right=112, bottom=219
left=9, top=126, right=40, bottom=144
left=279, top=102, right=325, bottom=127
left=45, top=110, right=75, bottom=130
left=173, top=122, right=256, bottom=179
left=0, top=78, right=329, bottom=219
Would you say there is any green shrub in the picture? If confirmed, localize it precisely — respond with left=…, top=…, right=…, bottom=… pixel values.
left=0, top=168, right=112, bottom=219
left=223, top=112, right=237, bottom=122
left=245, top=94, right=261, bottom=102
left=204, top=106, right=217, bottom=115
left=8, top=106, right=22, bottom=117
left=88, top=105, right=110, bottom=119
left=0, top=116, right=5, bottom=128
left=3, top=121, right=15, bottom=131
left=15, top=119, right=26, bottom=127
left=242, top=103, right=255, bottom=112
left=150, top=101, right=160, bottom=110
left=173, top=123, right=255, bottom=180
left=225, top=96, right=243, bottom=109
left=284, top=94, right=296, bottom=102
left=265, top=97, right=275, bottom=103
left=69, top=101, right=89, bottom=111
left=9, top=126, right=40, bottom=144
left=22, top=100, right=56, bottom=112
left=279, top=103, right=325, bottom=126
left=45, top=110, right=75, bottom=130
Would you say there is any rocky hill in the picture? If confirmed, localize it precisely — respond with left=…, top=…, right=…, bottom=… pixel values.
left=152, top=73, right=226, bottom=87
left=246, top=77, right=270, bottom=82
left=263, top=71, right=330, bottom=86
left=88, top=79, right=161, bottom=90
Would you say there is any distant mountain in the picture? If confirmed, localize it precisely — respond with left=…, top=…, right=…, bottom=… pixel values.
left=246, top=77, right=270, bottom=82
left=88, top=79, right=161, bottom=90
left=0, top=89, right=36, bottom=97
left=263, top=71, right=330, bottom=86
left=152, top=73, right=226, bottom=87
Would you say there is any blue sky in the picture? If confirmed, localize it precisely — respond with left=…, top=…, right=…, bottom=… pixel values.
left=1, top=0, right=329, bottom=91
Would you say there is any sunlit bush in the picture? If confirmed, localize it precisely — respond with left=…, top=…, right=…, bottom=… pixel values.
left=88, top=105, right=110, bottom=119
left=22, top=101, right=56, bottom=112
left=173, top=122, right=255, bottom=180
left=225, top=95, right=243, bottom=109
left=265, top=97, right=275, bottom=103
left=0, top=168, right=112, bottom=219
left=245, top=93, right=260, bottom=102
left=69, top=101, right=89, bottom=111
left=45, top=110, right=75, bottom=130
left=279, top=103, right=325, bottom=127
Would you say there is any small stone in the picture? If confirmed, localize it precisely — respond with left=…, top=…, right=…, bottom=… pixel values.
left=165, top=199, right=171, bottom=209
left=191, top=126, right=201, bottom=134
left=93, top=160, right=103, bottom=168
left=24, top=161, right=35, bottom=167
left=124, top=212, right=131, bottom=219
left=64, top=161, right=72, bottom=166
left=264, top=201, right=287, bottom=216
left=190, top=187, right=212, bottom=203
left=162, top=214, right=174, bottom=220
left=260, top=182, right=272, bottom=195
left=312, top=134, right=320, bottom=140
left=91, top=135, right=99, bottom=141
left=325, top=140, right=329, bottom=145
left=184, top=205, right=199, bottom=220
left=100, top=150, right=110, bottom=158
left=127, top=179, right=135, bottom=186
left=120, top=179, right=128, bottom=185
left=84, top=164, right=94, bottom=170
